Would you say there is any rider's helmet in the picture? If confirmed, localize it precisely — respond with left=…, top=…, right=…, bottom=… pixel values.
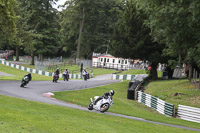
left=109, top=90, right=115, bottom=96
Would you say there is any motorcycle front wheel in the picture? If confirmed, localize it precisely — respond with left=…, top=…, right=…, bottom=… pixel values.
left=88, top=103, right=93, bottom=110
left=100, top=103, right=110, bottom=113
left=20, top=83, right=24, bottom=87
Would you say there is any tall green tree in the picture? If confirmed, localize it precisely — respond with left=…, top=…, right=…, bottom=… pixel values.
left=0, top=0, right=18, bottom=49
left=60, top=0, right=123, bottom=59
left=19, top=0, right=60, bottom=64
left=112, top=0, right=164, bottom=79
left=136, top=0, right=200, bottom=80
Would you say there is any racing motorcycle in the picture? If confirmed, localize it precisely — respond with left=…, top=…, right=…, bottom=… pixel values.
left=20, top=76, right=29, bottom=87
left=88, top=95, right=113, bottom=113
left=83, top=74, right=87, bottom=81
left=53, top=73, right=59, bottom=82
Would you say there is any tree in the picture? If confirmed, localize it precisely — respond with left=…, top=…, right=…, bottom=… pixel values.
left=60, top=0, right=123, bottom=59
left=19, top=0, right=60, bottom=64
left=112, top=0, right=165, bottom=79
left=0, top=0, right=18, bottom=49
left=136, top=0, right=200, bottom=80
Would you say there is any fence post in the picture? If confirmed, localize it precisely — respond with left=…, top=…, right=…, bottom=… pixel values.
left=173, top=105, right=176, bottom=117
left=193, top=69, right=195, bottom=83
left=199, top=73, right=200, bottom=90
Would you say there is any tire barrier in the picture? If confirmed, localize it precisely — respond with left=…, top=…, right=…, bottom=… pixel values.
left=0, top=60, right=82, bottom=79
left=127, top=74, right=148, bottom=100
left=177, top=105, right=200, bottom=123
left=137, top=91, right=175, bottom=117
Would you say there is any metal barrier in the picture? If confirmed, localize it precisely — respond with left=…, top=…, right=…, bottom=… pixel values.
left=137, top=91, right=175, bottom=117
left=177, top=105, right=200, bottom=123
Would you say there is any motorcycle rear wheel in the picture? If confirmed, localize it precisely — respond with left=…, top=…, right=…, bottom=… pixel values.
left=100, top=103, right=110, bottom=113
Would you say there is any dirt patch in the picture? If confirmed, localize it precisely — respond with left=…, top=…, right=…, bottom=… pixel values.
left=190, top=96, right=200, bottom=106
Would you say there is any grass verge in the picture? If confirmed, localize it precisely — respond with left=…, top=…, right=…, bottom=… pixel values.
left=0, top=64, right=52, bottom=80
left=0, top=95, right=196, bottom=133
left=53, top=81, right=200, bottom=129
left=144, top=79, right=200, bottom=108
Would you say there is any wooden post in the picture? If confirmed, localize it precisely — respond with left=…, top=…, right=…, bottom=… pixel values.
left=199, top=73, right=200, bottom=89
left=173, top=105, right=176, bottom=117
left=193, top=69, right=195, bottom=83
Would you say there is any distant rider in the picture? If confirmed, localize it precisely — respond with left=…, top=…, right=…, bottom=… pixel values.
left=20, top=73, right=32, bottom=87
left=55, top=68, right=60, bottom=76
left=82, top=68, right=87, bottom=80
left=63, top=68, right=69, bottom=81
left=94, top=90, right=115, bottom=105
left=25, top=73, right=32, bottom=83
left=53, top=68, right=60, bottom=80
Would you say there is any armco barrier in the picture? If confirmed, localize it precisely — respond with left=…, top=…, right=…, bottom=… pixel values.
left=112, top=74, right=135, bottom=80
left=137, top=91, right=175, bottom=117
left=177, top=105, right=200, bottom=123
left=0, top=60, right=82, bottom=79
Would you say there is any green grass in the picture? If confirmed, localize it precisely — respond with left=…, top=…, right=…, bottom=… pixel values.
left=118, top=69, right=162, bottom=78
left=92, top=68, right=118, bottom=77
left=0, top=95, right=196, bottom=133
left=145, top=79, right=200, bottom=108
left=53, top=81, right=200, bottom=129
left=0, top=64, right=52, bottom=80
left=120, top=69, right=147, bottom=75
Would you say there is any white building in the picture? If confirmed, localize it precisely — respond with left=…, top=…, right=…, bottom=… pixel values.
left=92, top=53, right=138, bottom=70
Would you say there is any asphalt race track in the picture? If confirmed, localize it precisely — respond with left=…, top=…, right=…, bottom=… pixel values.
left=0, top=79, right=119, bottom=109
left=0, top=78, right=200, bottom=131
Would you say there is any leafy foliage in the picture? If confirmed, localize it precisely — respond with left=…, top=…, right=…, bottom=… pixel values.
left=111, top=0, right=165, bottom=79
left=0, top=0, right=18, bottom=48
left=19, top=0, right=60, bottom=59
left=60, top=0, right=123, bottom=58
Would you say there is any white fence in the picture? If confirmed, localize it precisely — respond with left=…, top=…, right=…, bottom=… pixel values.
left=177, top=105, right=200, bottom=123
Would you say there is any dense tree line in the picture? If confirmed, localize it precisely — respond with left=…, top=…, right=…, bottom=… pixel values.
left=0, top=0, right=200, bottom=79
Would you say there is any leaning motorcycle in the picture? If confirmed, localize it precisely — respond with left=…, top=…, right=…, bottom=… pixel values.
left=53, top=73, right=59, bottom=82
left=88, top=95, right=113, bottom=113
left=83, top=74, right=87, bottom=81
left=20, top=76, right=29, bottom=87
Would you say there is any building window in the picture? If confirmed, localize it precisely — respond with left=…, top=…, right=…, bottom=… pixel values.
left=125, top=60, right=127, bottom=64
left=113, top=59, right=115, bottom=63
left=118, top=60, right=120, bottom=64
left=101, top=58, right=103, bottom=62
left=107, top=59, right=109, bottom=62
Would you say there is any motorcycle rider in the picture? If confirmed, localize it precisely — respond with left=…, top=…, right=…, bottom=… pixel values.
left=82, top=68, right=87, bottom=80
left=63, top=68, right=69, bottom=81
left=55, top=68, right=60, bottom=75
left=24, top=73, right=32, bottom=83
left=94, top=90, right=115, bottom=105
left=53, top=68, right=60, bottom=82
left=20, top=73, right=32, bottom=87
